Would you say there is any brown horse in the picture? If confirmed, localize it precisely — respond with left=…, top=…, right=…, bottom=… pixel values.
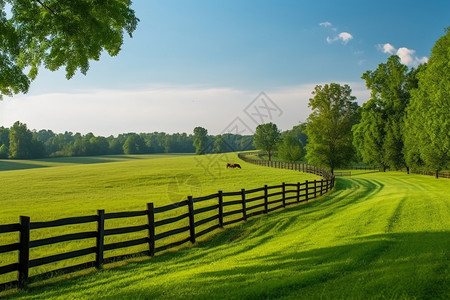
left=227, top=163, right=241, bottom=169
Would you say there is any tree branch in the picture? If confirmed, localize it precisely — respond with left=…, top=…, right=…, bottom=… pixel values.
left=34, top=0, right=57, bottom=15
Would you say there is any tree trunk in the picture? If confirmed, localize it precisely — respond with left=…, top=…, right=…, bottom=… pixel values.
left=268, top=151, right=271, bottom=161
left=406, top=166, right=410, bottom=174
left=436, top=170, right=439, bottom=179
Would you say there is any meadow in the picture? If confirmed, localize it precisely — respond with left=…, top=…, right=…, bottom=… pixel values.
left=0, top=153, right=321, bottom=290
left=1, top=154, right=449, bottom=299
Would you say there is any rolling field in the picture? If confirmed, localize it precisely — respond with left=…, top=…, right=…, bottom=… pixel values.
left=0, top=153, right=321, bottom=289
left=1, top=156, right=449, bottom=299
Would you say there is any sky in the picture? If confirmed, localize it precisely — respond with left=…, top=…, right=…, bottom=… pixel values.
left=0, top=0, right=449, bottom=136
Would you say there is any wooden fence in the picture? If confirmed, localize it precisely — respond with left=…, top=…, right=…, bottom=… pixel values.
left=237, top=152, right=334, bottom=180
left=0, top=153, right=335, bottom=292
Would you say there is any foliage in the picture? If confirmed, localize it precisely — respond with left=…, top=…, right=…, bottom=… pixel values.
left=253, top=122, right=281, bottom=161
left=123, top=134, right=146, bottom=154
left=0, top=122, right=254, bottom=159
left=193, top=126, right=208, bottom=155
left=0, top=0, right=139, bottom=98
left=353, top=55, right=418, bottom=171
left=277, top=130, right=305, bottom=162
left=306, top=83, right=360, bottom=173
left=8, top=121, right=44, bottom=158
left=404, top=28, right=450, bottom=174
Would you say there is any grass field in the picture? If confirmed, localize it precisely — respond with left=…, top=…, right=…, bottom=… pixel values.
left=0, top=153, right=321, bottom=289
left=1, top=156, right=449, bottom=299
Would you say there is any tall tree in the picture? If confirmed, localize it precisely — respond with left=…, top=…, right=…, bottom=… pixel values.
left=353, top=55, right=418, bottom=171
left=306, top=83, right=360, bottom=174
left=0, top=0, right=139, bottom=98
left=278, top=130, right=305, bottom=162
left=193, top=127, right=208, bottom=155
left=404, top=28, right=450, bottom=177
left=253, top=122, right=281, bottom=161
left=8, top=121, right=43, bottom=158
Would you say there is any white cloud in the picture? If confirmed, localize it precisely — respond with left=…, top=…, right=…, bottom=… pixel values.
left=338, top=32, right=353, bottom=44
left=327, top=32, right=353, bottom=45
left=377, top=43, right=428, bottom=67
left=319, top=21, right=332, bottom=27
left=380, top=43, right=396, bottom=54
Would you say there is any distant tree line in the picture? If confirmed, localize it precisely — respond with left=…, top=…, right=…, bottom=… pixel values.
left=0, top=123, right=254, bottom=159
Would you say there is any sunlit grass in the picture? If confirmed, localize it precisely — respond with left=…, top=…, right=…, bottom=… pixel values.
left=0, top=153, right=321, bottom=289
left=3, top=171, right=449, bottom=299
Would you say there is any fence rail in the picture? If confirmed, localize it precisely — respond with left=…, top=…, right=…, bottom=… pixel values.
left=0, top=152, right=335, bottom=293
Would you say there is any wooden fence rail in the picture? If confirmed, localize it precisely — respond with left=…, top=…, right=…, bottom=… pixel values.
left=0, top=153, right=335, bottom=293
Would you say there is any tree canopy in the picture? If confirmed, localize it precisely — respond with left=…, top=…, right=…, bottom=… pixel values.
left=253, top=122, right=281, bottom=161
left=306, top=83, right=360, bottom=173
left=0, top=0, right=139, bottom=98
left=353, top=55, right=418, bottom=171
left=193, top=127, right=208, bottom=155
left=403, top=28, right=450, bottom=175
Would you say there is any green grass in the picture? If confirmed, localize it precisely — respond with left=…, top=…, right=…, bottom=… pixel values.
left=3, top=170, right=449, bottom=299
left=0, top=153, right=321, bottom=288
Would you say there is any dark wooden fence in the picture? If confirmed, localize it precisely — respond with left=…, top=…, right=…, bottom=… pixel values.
left=237, top=152, right=334, bottom=180
left=0, top=153, right=335, bottom=292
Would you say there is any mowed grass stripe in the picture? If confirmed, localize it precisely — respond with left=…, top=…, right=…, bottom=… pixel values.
left=2, top=171, right=449, bottom=299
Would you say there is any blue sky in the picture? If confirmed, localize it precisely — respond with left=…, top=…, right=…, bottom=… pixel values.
left=0, top=0, right=448, bottom=136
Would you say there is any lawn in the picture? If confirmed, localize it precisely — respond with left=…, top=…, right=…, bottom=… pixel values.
left=1, top=162, right=449, bottom=299
left=0, top=153, right=321, bottom=290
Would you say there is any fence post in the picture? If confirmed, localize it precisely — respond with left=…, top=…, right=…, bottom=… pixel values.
left=320, top=179, right=324, bottom=196
left=305, top=180, right=309, bottom=202
left=264, top=185, right=268, bottom=214
left=297, top=182, right=300, bottom=203
left=314, top=180, right=317, bottom=198
left=282, top=182, right=286, bottom=208
left=96, top=210, right=105, bottom=270
left=187, top=196, right=196, bottom=244
left=218, top=190, right=224, bottom=228
left=147, top=203, right=155, bottom=257
left=241, top=189, right=247, bottom=221
left=18, top=216, right=30, bottom=289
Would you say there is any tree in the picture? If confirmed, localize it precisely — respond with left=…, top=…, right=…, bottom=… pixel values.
left=404, top=28, right=450, bottom=177
left=253, top=123, right=281, bottom=161
left=123, top=134, right=146, bottom=154
left=213, top=135, right=225, bottom=153
left=0, top=144, right=8, bottom=158
left=0, top=0, right=139, bottom=98
left=354, top=55, right=418, bottom=171
left=8, top=121, right=44, bottom=158
left=278, top=130, right=304, bottom=162
left=306, top=83, right=360, bottom=174
left=193, top=127, right=208, bottom=155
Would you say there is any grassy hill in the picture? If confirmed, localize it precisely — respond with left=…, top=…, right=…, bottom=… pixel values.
left=2, top=158, right=449, bottom=299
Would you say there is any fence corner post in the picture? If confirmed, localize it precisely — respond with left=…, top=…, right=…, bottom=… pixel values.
left=282, top=182, right=286, bottom=208
left=297, top=182, right=300, bottom=203
left=18, top=216, right=30, bottom=289
left=241, top=189, right=247, bottom=221
left=147, top=203, right=155, bottom=257
left=187, top=196, right=196, bottom=244
left=96, top=209, right=105, bottom=270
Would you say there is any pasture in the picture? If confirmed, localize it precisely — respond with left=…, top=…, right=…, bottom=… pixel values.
left=1, top=155, right=449, bottom=299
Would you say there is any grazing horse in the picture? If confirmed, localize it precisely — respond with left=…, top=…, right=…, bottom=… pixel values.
left=227, top=163, right=242, bottom=169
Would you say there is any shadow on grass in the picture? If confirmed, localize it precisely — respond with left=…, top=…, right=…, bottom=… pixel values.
left=11, top=231, right=449, bottom=300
